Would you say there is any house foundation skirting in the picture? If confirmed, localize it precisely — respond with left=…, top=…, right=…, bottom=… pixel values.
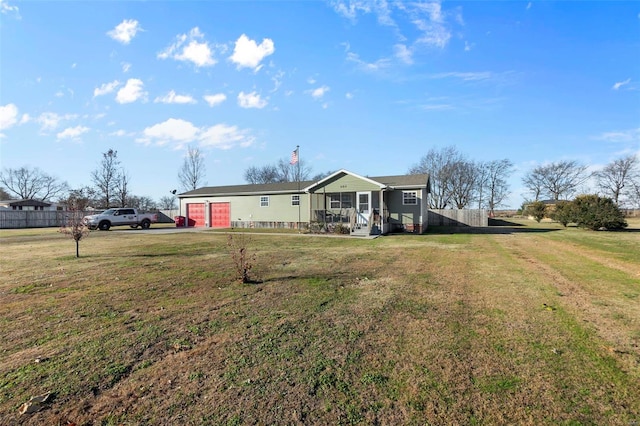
left=231, top=221, right=308, bottom=230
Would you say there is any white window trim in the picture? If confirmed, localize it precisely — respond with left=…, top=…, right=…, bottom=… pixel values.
left=260, top=196, right=270, bottom=207
left=291, top=195, right=300, bottom=206
left=403, top=191, right=418, bottom=205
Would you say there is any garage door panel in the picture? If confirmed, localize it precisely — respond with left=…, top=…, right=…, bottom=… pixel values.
left=210, top=202, right=230, bottom=228
left=186, top=203, right=205, bottom=227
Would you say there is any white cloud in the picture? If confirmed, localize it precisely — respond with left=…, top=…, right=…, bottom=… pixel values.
left=138, top=118, right=254, bottom=150
left=57, top=126, right=89, bottom=141
left=595, top=128, right=640, bottom=143
left=122, top=62, right=131, bottom=73
left=612, top=78, right=631, bottom=90
left=346, top=51, right=391, bottom=72
left=116, top=78, right=146, bottom=104
left=140, top=118, right=199, bottom=148
left=110, top=129, right=128, bottom=137
left=429, top=71, right=493, bottom=81
left=158, top=27, right=216, bottom=67
left=94, top=80, right=121, bottom=97
left=107, top=19, right=141, bottom=44
left=394, top=44, right=413, bottom=64
left=464, top=41, right=473, bottom=51
left=203, top=93, right=227, bottom=107
left=526, top=2, right=532, bottom=10
left=345, top=92, right=354, bottom=100
left=237, top=91, right=267, bottom=109
left=154, top=90, right=197, bottom=104
left=229, top=34, right=275, bottom=71
left=199, top=124, right=254, bottom=149
left=0, top=103, right=18, bottom=130
left=308, top=86, right=330, bottom=100
left=36, top=112, right=77, bottom=131
left=0, top=0, right=19, bottom=17
left=20, top=113, right=30, bottom=124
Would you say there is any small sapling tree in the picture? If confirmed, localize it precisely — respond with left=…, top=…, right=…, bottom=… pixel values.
left=227, top=233, right=257, bottom=283
left=59, top=193, right=91, bottom=257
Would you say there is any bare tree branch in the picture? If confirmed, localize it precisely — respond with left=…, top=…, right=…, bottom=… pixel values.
left=179, top=146, right=207, bottom=191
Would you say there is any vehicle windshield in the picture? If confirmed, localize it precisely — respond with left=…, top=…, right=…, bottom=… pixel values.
left=102, top=209, right=115, bottom=215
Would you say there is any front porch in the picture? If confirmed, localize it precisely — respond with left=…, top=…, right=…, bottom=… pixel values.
left=309, top=191, right=385, bottom=236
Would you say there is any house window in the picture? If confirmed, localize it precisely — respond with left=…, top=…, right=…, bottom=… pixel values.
left=291, top=195, right=300, bottom=206
left=329, top=194, right=340, bottom=209
left=341, top=193, right=353, bottom=208
left=403, top=191, right=418, bottom=205
left=260, top=196, right=270, bottom=207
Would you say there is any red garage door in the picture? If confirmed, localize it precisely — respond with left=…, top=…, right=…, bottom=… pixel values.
left=210, top=202, right=230, bottom=228
left=186, top=203, right=205, bottom=227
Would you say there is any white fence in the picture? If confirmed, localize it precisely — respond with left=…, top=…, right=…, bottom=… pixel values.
left=428, top=209, right=488, bottom=227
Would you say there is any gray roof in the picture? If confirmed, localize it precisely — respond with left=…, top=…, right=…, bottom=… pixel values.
left=179, top=171, right=429, bottom=198
left=0, top=199, right=51, bottom=207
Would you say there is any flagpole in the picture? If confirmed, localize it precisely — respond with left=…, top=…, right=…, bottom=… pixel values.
left=296, top=145, right=301, bottom=232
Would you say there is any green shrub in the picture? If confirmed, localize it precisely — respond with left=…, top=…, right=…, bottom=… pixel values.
left=524, top=201, right=547, bottom=223
left=572, top=195, right=627, bottom=230
left=550, top=200, right=576, bottom=227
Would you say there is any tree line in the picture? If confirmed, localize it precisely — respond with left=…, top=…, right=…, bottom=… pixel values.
left=1, top=145, right=639, bottom=212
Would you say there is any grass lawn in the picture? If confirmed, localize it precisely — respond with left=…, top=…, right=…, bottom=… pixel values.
left=1, top=219, right=639, bottom=425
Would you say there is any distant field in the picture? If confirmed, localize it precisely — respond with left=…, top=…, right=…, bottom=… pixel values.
left=1, top=219, right=639, bottom=425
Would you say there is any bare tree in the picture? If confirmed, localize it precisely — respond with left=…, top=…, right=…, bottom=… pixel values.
left=244, top=164, right=280, bottom=184
left=522, top=160, right=589, bottom=201
left=59, top=192, right=91, bottom=258
left=0, top=187, right=12, bottom=200
left=115, top=170, right=131, bottom=208
left=447, top=160, right=478, bottom=209
left=159, top=195, right=177, bottom=210
left=127, top=195, right=157, bottom=211
left=595, top=154, right=639, bottom=206
left=0, top=166, right=69, bottom=201
left=522, top=167, right=545, bottom=201
left=409, top=146, right=463, bottom=209
left=91, top=149, right=121, bottom=208
left=244, top=158, right=312, bottom=184
left=483, top=159, right=514, bottom=215
left=179, top=146, right=207, bottom=191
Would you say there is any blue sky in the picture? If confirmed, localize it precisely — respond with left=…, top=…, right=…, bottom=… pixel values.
left=1, top=0, right=638, bottom=209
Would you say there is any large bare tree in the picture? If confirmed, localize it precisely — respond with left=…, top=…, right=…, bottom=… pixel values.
left=447, top=160, right=478, bottom=209
left=522, top=160, right=589, bottom=201
left=0, top=166, right=69, bottom=201
left=483, top=159, right=514, bottom=215
left=91, top=149, right=121, bottom=208
left=595, top=154, right=639, bottom=206
left=178, top=146, right=207, bottom=191
left=409, top=146, right=464, bottom=209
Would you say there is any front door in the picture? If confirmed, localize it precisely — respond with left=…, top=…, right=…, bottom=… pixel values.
left=356, top=192, right=370, bottom=224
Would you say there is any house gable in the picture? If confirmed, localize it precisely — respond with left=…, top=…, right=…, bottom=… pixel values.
left=305, top=169, right=386, bottom=193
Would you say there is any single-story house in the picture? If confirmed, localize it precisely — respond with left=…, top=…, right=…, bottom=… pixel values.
left=178, top=169, right=430, bottom=235
left=0, top=199, right=53, bottom=211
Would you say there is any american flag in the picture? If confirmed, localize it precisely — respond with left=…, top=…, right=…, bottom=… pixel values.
left=290, top=148, right=299, bottom=165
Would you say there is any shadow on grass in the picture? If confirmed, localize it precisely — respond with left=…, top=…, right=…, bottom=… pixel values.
left=424, top=226, right=563, bottom=235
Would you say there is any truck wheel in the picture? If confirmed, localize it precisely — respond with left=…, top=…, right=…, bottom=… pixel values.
left=130, top=225, right=138, bottom=229
left=141, top=219, right=151, bottom=229
left=99, top=221, right=111, bottom=231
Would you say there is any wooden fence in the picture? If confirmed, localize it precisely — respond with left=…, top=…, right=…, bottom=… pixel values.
left=0, top=210, right=175, bottom=229
left=428, top=209, right=488, bottom=227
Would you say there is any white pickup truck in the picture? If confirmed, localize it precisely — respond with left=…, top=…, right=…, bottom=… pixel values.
left=83, top=208, right=158, bottom=231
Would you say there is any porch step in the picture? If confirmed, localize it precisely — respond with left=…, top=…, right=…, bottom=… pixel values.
left=351, top=225, right=370, bottom=236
